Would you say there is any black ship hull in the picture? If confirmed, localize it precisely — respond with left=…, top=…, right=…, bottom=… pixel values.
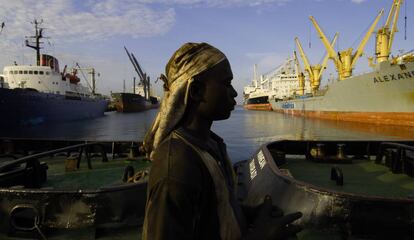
left=111, top=93, right=159, bottom=113
left=243, top=95, right=272, bottom=111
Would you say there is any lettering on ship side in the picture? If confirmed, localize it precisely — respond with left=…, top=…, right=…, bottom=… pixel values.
left=374, top=71, right=414, bottom=83
left=281, top=102, right=295, bottom=109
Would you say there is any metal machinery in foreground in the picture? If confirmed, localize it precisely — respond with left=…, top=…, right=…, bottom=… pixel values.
left=235, top=140, right=414, bottom=239
left=0, top=139, right=149, bottom=239
left=1, top=139, right=414, bottom=239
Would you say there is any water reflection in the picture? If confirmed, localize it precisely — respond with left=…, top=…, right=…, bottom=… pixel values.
left=0, top=110, right=158, bottom=141
left=213, top=107, right=414, bottom=162
left=0, top=107, right=413, bottom=162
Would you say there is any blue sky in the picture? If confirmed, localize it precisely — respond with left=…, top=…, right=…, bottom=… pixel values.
left=0, top=0, right=412, bottom=103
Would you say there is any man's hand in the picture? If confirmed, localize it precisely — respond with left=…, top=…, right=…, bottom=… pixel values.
left=245, top=195, right=302, bottom=240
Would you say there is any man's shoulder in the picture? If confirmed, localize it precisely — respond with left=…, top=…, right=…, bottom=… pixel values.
left=150, top=133, right=208, bottom=186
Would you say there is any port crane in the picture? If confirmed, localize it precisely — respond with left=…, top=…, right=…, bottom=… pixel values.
left=75, top=63, right=98, bottom=95
left=295, top=33, right=338, bottom=94
left=374, top=0, right=403, bottom=64
left=124, top=46, right=150, bottom=100
left=310, top=9, right=384, bottom=80
left=292, top=51, right=306, bottom=96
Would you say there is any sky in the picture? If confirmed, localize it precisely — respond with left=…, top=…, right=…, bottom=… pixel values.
left=0, top=0, right=412, bottom=104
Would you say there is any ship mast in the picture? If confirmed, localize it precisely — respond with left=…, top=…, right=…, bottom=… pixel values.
left=25, top=19, right=46, bottom=66
left=375, top=0, right=403, bottom=63
left=293, top=51, right=305, bottom=96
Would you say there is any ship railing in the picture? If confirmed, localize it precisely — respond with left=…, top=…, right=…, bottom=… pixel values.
left=375, top=142, right=414, bottom=177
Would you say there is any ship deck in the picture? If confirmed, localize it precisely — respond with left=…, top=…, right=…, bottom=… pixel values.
left=282, top=156, right=414, bottom=198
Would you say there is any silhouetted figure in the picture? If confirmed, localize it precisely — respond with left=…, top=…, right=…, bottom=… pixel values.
left=142, top=42, right=302, bottom=240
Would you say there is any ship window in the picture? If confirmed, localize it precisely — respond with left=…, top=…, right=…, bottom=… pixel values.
left=18, top=70, right=23, bottom=74
left=34, top=71, right=38, bottom=75
left=13, top=71, right=18, bottom=74
left=39, top=71, right=44, bottom=75
left=29, top=71, right=33, bottom=74
left=45, top=71, right=50, bottom=75
left=8, top=71, right=12, bottom=75
left=24, top=70, right=28, bottom=74
left=38, top=81, right=41, bottom=84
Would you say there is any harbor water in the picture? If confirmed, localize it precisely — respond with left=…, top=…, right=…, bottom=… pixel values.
left=1, top=106, right=413, bottom=162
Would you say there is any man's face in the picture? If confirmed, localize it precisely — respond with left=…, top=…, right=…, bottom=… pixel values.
left=197, top=59, right=238, bottom=121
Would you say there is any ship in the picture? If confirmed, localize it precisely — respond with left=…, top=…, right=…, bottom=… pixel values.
left=243, top=58, right=311, bottom=111
left=0, top=20, right=107, bottom=126
left=271, top=0, right=414, bottom=127
left=111, top=81, right=160, bottom=113
left=111, top=47, right=159, bottom=113
left=235, top=139, right=414, bottom=239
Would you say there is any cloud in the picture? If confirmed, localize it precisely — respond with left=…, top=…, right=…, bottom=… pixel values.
left=351, top=0, right=366, bottom=4
left=0, top=0, right=175, bottom=43
left=0, top=0, right=293, bottom=44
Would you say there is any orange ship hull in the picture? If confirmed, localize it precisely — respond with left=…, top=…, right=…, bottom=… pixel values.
left=244, top=103, right=272, bottom=111
left=273, top=109, right=414, bottom=127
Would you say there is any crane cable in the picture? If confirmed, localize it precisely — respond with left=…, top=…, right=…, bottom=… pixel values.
left=405, top=0, right=407, bottom=40
left=309, top=20, right=311, bottom=49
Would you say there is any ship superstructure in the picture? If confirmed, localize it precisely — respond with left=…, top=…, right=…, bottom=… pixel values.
left=271, top=0, right=414, bottom=126
left=243, top=58, right=311, bottom=111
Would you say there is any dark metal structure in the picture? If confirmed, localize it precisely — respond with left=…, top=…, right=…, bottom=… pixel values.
left=235, top=140, right=414, bottom=239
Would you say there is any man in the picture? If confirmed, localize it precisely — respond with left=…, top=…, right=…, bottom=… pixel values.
left=143, top=42, right=301, bottom=240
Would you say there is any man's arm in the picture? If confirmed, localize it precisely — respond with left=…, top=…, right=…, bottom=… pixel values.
left=143, top=177, right=201, bottom=240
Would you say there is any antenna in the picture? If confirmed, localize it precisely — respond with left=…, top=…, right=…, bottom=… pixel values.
left=25, top=19, right=49, bottom=66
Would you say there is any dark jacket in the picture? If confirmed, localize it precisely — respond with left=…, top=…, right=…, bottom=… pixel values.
left=142, top=128, right=243, bottom=240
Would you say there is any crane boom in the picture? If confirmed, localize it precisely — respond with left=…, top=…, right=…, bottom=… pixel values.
left=293, top=51, right=302, bottom=74
left=293, top=51, right=305, bottom=96
left=295, top=37, right=313, bottom=79
left=317, top=33, right=338, bottom=80
left=389, top=0, right=402, bottom=51
left=385, top=0, right=397, bottom=28
left=124, top=46, right=144, bottom=81
left=351, top=9, right=384, bottom=68
left=309, top=16, right=342, bottom=73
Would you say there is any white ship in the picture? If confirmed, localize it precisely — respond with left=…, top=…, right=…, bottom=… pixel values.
left=243, top=57, right=311, bottom=111
left=0, top=20, right=107, bottom=126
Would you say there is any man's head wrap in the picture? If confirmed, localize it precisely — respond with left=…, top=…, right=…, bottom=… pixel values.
left=143, top=42, right=227, bottom=160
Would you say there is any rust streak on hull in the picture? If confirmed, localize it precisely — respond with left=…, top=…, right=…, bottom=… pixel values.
left=244, top=103, right=272, bottom=111
left=273, top=109, right=414, bottom=127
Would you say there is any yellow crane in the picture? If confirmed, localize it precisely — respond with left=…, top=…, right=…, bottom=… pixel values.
left=309, top=9, right=384, bottom=80
left=292, top=51, right=306, bottom=96
left=295, top=33, right=338, bottom=94
left=375, top=0, right=403, bottom=63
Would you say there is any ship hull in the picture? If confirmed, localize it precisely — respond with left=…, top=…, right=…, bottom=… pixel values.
left=243, top=95, right=272, bottom=111
left=270, top=61, right=414, bottom=126
left=0, top=88, right=108, bottom=126
left=111, top=93, right=159, bottom=113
